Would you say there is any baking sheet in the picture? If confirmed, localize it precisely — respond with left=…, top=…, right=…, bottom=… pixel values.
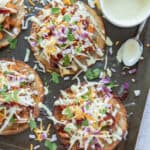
left=0, top=1, right=150, bottom=150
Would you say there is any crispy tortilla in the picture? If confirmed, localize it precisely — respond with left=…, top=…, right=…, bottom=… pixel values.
left=0, top=59, right=44, bottom=135
left=0, top=0, right=26, bottom=49
left=53, top=82, right=127, bottom=150
left=30, top=1, right=106, bottom=76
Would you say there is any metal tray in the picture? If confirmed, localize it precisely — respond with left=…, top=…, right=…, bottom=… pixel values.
left=0, top=1, right=150, bottom=150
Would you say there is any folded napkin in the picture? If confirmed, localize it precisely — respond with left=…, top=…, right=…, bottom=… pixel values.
left=135, top=90, right=150, bottom=150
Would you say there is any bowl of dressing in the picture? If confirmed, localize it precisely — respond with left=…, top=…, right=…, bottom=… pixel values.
left=100, top=0, right=150, bottom=27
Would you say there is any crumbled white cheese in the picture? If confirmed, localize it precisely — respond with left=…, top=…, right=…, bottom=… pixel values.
left=134, top=90, right=141, bottom=96
left=106, top=36, right=113, bottom=46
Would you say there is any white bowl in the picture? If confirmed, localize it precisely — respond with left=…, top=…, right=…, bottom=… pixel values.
left=100, top=0, right=150, bottom=27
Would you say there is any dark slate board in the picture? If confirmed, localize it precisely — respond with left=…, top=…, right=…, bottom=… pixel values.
left=0, top=1, right=150, bottom=150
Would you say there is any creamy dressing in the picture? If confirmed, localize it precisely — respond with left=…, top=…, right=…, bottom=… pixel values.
left=102, top=0, right=150, bottom=25
left=53, top=81, right=126, bottom=149
left=117, top=39, right=143, bottom=66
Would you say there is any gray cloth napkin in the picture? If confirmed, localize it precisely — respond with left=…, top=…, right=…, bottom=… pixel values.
left=135, top=90, right=150, bottom=150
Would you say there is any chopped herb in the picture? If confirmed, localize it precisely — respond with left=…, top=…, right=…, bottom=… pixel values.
left=63, top=15, right=71, bottom=22
left=99, top=108, right=107, bottom=114
left=71, top=0, right=76, bottom=4
left=3, top=71, right=9, bottom=75
left=38, top=37, right=43, bottom=43
left=85, top=105, right=89, bottom=110
left=51, top=72, right=60, bottom=84
left=0, top=24, right=3, bottom=31
left=29, top=119, right=37, bottom=130
left=101, top=125, right=108, bottom=131
left=10, top=117, right=15, bottom=123
left=62, top=107, right=73, bottom=119
left=106, top=81, right=118, bottom=88
left=75, top=98, right=79, bottom=103
left=67, top=29, right=74, bottom=41
left=73, top=21, right=78, bottom=25
left=1, top=92, right=12, bottom=101
left=2, top=85, right=8, bottom=92
left=63, top=55, right=70, bottom=66
left=92, top=68, right=101, bottom=78
left=51, top=7, right=60, bottom=14
left=82, top=119, right=89, bottom=126
left=64, top=127, right=72, bottom=133
left=60, top=44, right=66, bottom=47
left=75, top=47, right=82, bottom=53
left=13, top=90, right=19, bottom=101
left=81, top=95, right=88, bottom=100
left=85, top=68, right=101, bottom=80
left=44, top=140, right=57, bottom=150
left=20, top=81, right=27, bottom=86
left=8, top=38, right=17, bottom=49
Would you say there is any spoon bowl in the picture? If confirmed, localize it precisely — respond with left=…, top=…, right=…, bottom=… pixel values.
left=116, top=20, right=146, bottom=66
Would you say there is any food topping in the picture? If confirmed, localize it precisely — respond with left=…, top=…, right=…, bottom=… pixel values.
left=0, top=60, right=41, bottom=133
left=28, top=1, right=105, bottom=76
left=54, top=81, right=126, bottom=149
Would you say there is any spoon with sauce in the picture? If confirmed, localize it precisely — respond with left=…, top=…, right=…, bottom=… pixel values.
left=117, top=20, right=147, bottom=66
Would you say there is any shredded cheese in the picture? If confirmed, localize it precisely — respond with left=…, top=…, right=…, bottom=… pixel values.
left=28, top=0, right=35, bottom=6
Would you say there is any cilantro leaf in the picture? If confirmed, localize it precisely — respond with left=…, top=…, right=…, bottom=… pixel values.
left=99, top=108, right=107, bottom=114
left=38, top=36, right=43, bottom=44
left=75, top=47, right=82, bottom=53
left=44, top=140, right=57, bottom=150
left=63, top=55, right=70, bottom=66
left=67, top=29, right=74, bottom=41
left=106, top=81, right=118, bottom=88
left=10, top=117, right=15, bottom=123
left=51, top=72, right=60, bottom=84
left=62, top=107, right=73, bottom=119
left=8, top=38, right=17, bottom=49
left=81, top=119, right=89, bottom=126
left=29, top=119, right=37, bottom=130
left=85, top=68, right=101, bottom=80
left=63, top=15, right=71, bottom=22
left=3, top=71, right=9, bottom=75
left=51, top=7, right=60, bottom=14
left=0, top=24, right=3, bottom=31
left=71, top=0, right=76, bottom=4
left=64, top=127, right=72, bottom=133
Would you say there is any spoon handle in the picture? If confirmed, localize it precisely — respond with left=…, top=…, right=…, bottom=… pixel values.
left=135, top=20, right=147, bottom=40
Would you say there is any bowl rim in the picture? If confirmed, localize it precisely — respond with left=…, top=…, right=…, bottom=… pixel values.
left=99, top=0, right=150, bottom=27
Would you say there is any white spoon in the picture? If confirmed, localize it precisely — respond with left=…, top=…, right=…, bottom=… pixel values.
left=117, top=20, right=147, bottom=66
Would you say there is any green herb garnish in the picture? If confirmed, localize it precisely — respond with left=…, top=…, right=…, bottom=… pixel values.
left=63, top=54, right=70, bottom=66
left=29, top=119, right=37, bottom=130
left=8, top=38, right=17, bottom=49
left=63, top=15, right=71, bottom=22
left=51, top=7, right=60, bottom=14
left=106, top=81, right=118, bottom=88
left=75, top=47, right=82, bottom=53
left=44, top=140, right=57, bottom=150
left=13, top=90, right=19, bottom=101
left=10, top=117, right=15, bottom=123
left=71, top=0, right=76, bottom=4
left=64, top=127, right=72, bottom=133
left=37, top=37, right=43, bottom=44
left=51, top=72, right=60, bottom=84
left=99, top=108, right=107, bottom=114
left=0, top=24, right=3, bottom=31
left=62, top=107, right=73, bottom=119
left=3, top=71, right=9, bottom=75
left=67, top=29, right=74, bottom=41
left=85, top=68, right=101, bottom=80
left=81, top=119, right=89, bottom=126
